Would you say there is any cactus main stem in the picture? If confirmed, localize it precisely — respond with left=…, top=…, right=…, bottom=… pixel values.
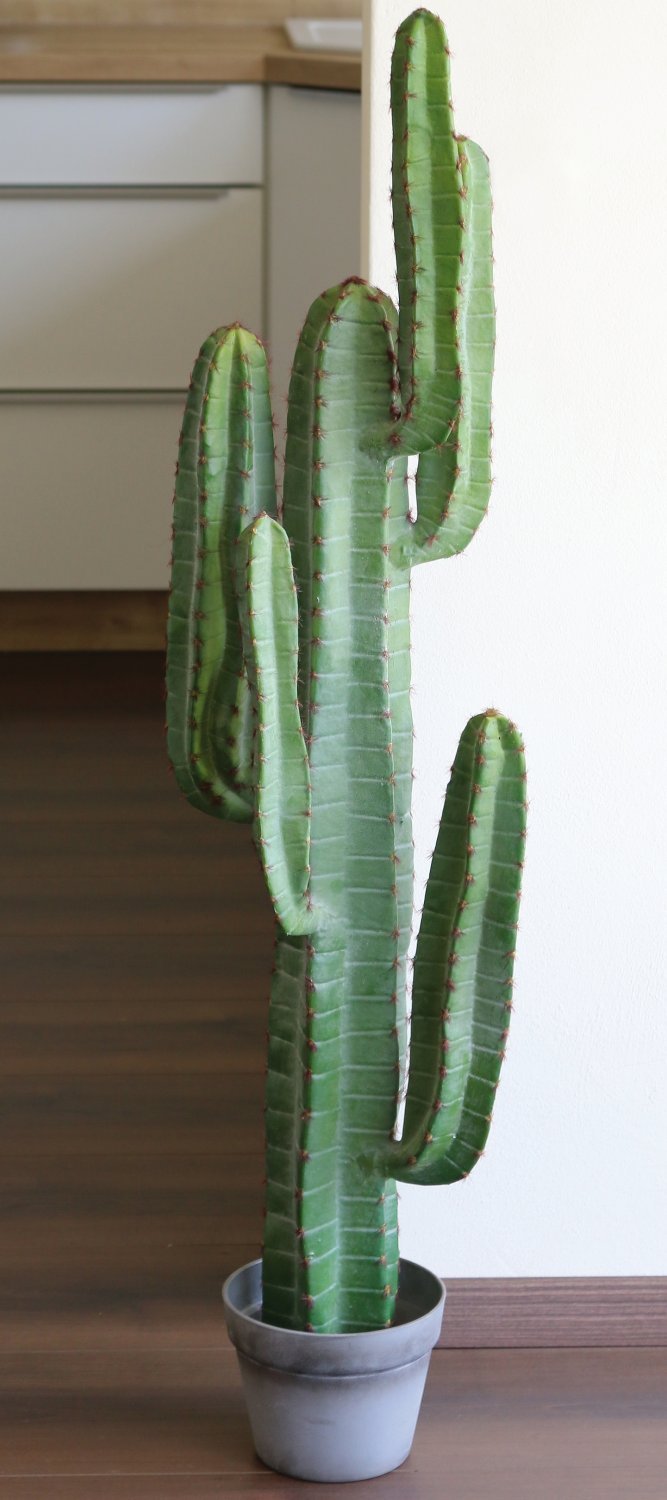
left=261, top=284, right=413, bottom=1332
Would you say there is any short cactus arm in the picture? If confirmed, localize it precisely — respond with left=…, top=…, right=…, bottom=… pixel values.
left=237, top=513, right=318, bottom=936
left=167, top=325, right=277, bottom=820
left=371, top=711, right=526, bottom=1185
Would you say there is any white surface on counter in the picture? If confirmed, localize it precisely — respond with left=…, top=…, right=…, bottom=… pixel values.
left=285, top=18, right=362, bottom=52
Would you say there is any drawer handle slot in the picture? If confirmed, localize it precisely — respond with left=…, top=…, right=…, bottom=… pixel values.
left=0, top=186, right=232, bottom=200
left=0, top=389, right=186, bottom=403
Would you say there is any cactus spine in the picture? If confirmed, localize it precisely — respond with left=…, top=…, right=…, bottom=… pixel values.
left=167, top=9, right=526, bottom=1334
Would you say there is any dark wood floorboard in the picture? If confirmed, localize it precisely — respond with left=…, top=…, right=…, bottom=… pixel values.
left=1, top=655, right=665, bottom=1496
left=1, top=653, right=268, bottom=1358
left=0, top=1349, right=663, bottom=1498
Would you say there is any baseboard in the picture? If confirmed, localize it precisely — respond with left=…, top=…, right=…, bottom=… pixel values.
left=0, top=591, right=168, bottom=650
left=438, top=1277, right=667, bottom=1348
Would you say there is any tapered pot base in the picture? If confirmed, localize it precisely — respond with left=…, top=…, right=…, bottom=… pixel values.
left=222, top=1257, right=445, bottom=1483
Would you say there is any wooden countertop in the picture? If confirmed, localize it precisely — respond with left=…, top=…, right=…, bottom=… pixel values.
left=0, top=24, right=362, bottom=88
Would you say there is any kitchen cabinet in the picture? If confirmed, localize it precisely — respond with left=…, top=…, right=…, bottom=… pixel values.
left=0, top=85, right=263, bottom=590
left=0, top=78, right=361, bottom=595
left=267, top=84, right=361, bottom=444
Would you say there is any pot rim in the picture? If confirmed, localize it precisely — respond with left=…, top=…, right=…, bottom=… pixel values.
left=220, top=1260, right=443, bottom=1344
left=222, top=1256, right=445, bottom=1373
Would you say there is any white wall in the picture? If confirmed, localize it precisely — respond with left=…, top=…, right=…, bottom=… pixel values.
left=362, top=0, right=667, bottom=1276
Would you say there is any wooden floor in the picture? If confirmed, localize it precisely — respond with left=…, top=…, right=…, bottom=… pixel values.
left=1, top=653, right=665, bottom=1499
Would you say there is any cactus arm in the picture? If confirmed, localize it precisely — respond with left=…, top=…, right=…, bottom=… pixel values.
left=370, top=712, right=526, bottom=1185
left=394, top=138, right=495, bottom=568
left=385, top=9, right=465, bottom=455
left=237, top=513, right=318, bottom=937
left=377, top=8, right=495, bottom=568
left=166, top=325, right=277, bottom=820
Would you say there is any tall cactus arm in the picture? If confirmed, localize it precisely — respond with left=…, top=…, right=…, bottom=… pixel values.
left=387, top=9, right=465, bottom=455
left=166, top=325, right=277, bottom=821
left=237, top=513, right=319, bottom=937
left=370, top=711, right=526, bottom=1186
left=394, top=138, right=495, bottom=568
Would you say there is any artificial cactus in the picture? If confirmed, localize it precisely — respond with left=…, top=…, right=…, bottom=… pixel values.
left=167, top=8, right=526, bottom=1334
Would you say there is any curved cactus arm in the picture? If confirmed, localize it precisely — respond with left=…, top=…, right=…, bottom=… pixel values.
left=237, top=513, right=318, bottom=937
left=167, top=325, right=277, bottom=822
left=370, top=711, right=526, bottom=1186
left=381, top=8, right=465, bottom=457
left=393, top=138, right=495, bottom=569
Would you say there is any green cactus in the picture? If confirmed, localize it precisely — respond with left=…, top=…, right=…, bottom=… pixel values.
left=167, top=8, right=526, bottom=1334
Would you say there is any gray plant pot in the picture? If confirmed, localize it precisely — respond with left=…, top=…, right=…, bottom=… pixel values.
left=222, top=1256, right=445, bottom=1483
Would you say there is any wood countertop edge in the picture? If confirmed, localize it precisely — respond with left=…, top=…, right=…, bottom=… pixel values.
left=0, top=27, right=361, bottom=89
left=264, top=50, right=360, bottom=91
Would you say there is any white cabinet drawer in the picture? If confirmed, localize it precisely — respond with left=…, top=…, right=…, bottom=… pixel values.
left=0, top=396, right=180, bottom=589
left=0, top=86, right=263, bottom=186
left=0, top=189, right=262, bottom=390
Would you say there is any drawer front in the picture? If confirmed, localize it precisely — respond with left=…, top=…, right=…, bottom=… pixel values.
left=0, top=86, right=263, bottom=186
left=0, top=396, right=181, bottom=589
left=0, top=190, right=262, bottom=390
